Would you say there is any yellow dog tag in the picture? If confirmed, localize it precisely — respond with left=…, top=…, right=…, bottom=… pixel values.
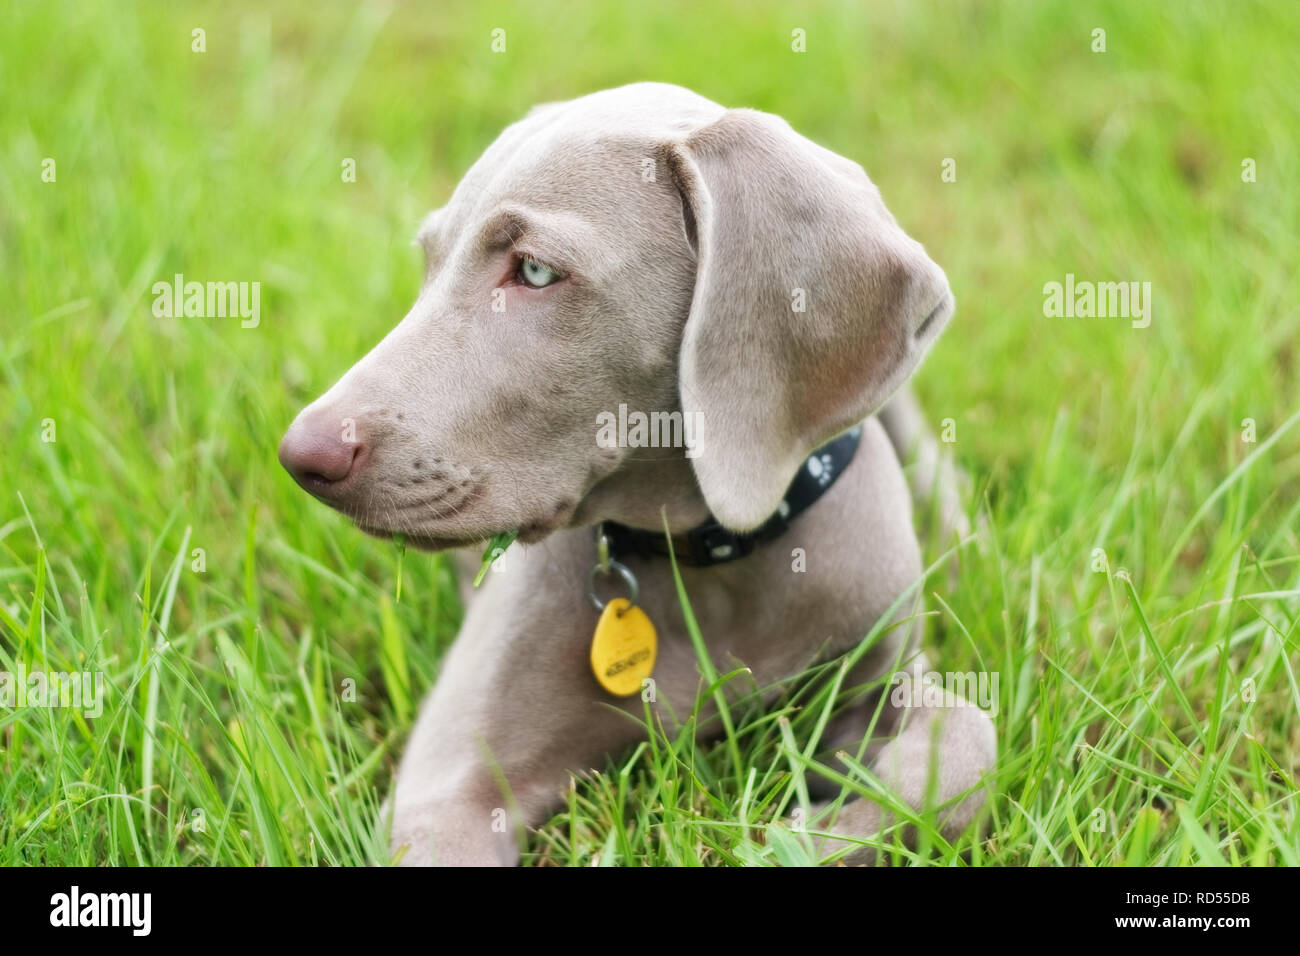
left=590, top=598, right=656, bottom=697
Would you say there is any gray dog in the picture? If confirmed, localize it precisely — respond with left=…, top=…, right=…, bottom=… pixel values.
left=279, top=83, right=995, bottom=866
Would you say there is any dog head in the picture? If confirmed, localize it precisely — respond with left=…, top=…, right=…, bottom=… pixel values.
left=279, top=82, right=953, bottom=548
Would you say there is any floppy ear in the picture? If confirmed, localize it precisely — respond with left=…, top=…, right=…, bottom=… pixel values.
left=664, top=109, right=955, bottom=531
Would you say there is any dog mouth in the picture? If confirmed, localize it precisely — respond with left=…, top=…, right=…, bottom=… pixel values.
left=327, top=456, right=587, bottom=552
left=357, top=526, right=482, bottom=551
left=354, top=497, right=578, bottom=552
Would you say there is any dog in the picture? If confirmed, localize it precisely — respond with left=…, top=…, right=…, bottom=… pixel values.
left=279, top=82, right=995, bottom=866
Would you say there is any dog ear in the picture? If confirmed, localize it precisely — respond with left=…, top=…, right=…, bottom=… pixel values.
left=664, top=109, right=954, bottom=531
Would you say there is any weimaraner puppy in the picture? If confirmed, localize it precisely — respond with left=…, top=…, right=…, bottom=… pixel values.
left=279, top=82, right=996, bottom=866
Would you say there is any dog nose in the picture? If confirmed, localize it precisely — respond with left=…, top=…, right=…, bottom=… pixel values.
left=278, top=409, right=362, bottom=497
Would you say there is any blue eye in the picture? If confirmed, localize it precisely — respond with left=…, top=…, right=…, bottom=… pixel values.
left=518, top=257, right=562, bottom=288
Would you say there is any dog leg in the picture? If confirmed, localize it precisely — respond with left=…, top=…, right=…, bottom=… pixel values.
left=804, top=668, right=996, bottom=864
left=387, top=563, right=645, bottom=866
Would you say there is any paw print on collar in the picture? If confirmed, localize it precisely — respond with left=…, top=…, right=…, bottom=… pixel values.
left=806, top=452, right=835, bottom=486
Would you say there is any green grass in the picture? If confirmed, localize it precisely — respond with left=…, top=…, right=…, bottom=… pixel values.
left=2, top=0, right=1298, bottom=865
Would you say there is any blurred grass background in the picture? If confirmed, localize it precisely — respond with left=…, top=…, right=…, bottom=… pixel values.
left=1, top=0, right=1298, bottom=865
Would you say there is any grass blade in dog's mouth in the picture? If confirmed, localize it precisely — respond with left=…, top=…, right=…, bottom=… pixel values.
left=394, top=533, right=406, bottom=600
left=473, top=530, right=518, bottom=587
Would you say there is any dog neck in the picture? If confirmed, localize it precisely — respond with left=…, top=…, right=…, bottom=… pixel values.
left=601, top=427, right=862, bottom=567
left=573, top=427, right=863, bottom=564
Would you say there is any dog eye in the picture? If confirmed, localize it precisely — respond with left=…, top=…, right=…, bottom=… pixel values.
left=518, top=256, right=562, bottom=288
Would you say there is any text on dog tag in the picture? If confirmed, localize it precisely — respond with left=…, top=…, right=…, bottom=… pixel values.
left=590, top=598, right=656, bottom=697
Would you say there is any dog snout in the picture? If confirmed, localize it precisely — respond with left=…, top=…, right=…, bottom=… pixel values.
left=278, top=406, right=366, bottom=499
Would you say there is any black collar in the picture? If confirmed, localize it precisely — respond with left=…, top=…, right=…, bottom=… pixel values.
left=602, top=425, right=863, bottom=567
